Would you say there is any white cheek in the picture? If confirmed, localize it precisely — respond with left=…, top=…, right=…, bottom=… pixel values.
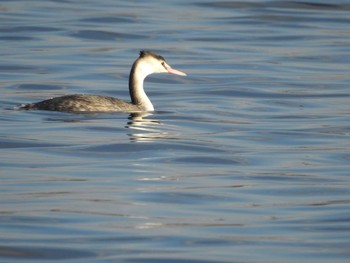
left=140, top=64, right=155, bottom=77
left=152, top=65, right=166, bottom=74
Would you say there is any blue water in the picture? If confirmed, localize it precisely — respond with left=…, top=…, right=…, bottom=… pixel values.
left=1, top=1, right=350, bottom=262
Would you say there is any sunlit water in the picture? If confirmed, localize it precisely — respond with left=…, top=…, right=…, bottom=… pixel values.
left=1, top=1, right=350, bottom=262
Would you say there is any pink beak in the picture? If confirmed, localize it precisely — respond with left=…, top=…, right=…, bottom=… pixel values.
left=163, top=62, right=187, bottom=76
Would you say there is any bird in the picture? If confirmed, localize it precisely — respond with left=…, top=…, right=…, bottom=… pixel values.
left=19, top=50, right=186, bottom=112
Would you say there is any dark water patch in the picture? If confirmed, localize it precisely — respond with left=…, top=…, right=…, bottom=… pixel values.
left=198, top=1, right=350, bottom=12
left=276, top=212, right=350, bottom=235
left=271, top=1, right=350, bottom=12
left=0, top=36, right=35, bottom=41
left=15, top=84, right=63, bottom=91
left=0, top=214, right=79, bottom=225
left=251, top=172, right=336, bottom=184
left=170, top=156, right=246, bottom=166
left=0, top=65, right=38, bottom=72
left=308, top=200, right=350, bottom=208
left=188, top=36, right=244, bottom=43
left=126, top=258, right=229, bottom=263
left=252, top=185, right=350, bottom=197
left=0, top=26, right=60, bottom=33
left=256, top=14, right=350, bottom=25
left=69, top=30, right=144, bottom=41
left=81, top=16, right=134, bottom=24
left=204, top=88, right=349, bottom=100
left=197, top=1, right=264, bottom=10
left=83, top=125, right=126, bottom=133
left=256, top=34, right=311, bottom=43
left=0, top=137, right=66, bottom=149
left=138, top=191, right=229, bottom=205
left=1, top=218, right=99, bottom=236
left=0, top=246, right=95, bottom=260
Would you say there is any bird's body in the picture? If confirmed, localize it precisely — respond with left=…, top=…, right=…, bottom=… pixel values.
left=20, top=94, right=140, bottom=112
left=20, top=51, right=186, bottom=112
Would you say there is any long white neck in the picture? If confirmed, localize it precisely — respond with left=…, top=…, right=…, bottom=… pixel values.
left=129, top=60, right=154, bottom=111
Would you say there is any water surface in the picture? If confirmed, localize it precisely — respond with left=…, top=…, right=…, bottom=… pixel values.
left=1, top=1, right=350, bottom=262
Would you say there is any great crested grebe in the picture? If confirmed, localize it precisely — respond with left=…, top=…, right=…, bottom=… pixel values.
left=20, top=51, right=186, bottom=112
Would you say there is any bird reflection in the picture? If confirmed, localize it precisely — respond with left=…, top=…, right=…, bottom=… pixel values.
left=126, top=112, right=167, bottom=142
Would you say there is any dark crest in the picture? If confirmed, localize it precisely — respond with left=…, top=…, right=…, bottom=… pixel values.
left=139, top=50, right=165, bottom=61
